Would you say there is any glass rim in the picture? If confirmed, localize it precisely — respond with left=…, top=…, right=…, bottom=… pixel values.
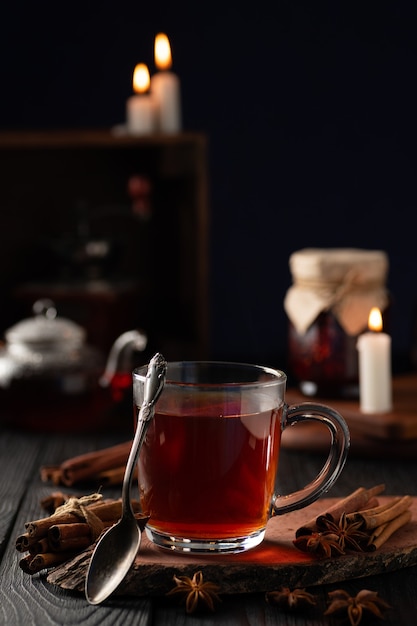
left=132, top=360, right=287, bottom=388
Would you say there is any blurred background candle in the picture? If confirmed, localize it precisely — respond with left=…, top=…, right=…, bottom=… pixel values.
left=151, top=33, right=181, bottom=133
left=357, top=307, right=393, bottom=414
left=126, top=63, right=155, bottom=135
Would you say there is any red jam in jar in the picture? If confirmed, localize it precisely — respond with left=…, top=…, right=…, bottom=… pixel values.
left=288, top=312, right=360, bottom=398
left=284, top=248, right=390, bottom=399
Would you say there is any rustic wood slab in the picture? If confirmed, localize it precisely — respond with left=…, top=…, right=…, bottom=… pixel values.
left=47, top=496, right=417, bottom=597
left=281, top=419, right=417, bottom=458
left=285, top=373, right=417, bottom=444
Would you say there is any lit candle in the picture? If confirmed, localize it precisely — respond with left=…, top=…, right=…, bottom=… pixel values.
left=357, top=307, right=392, bottom=414
left=126, top=63, right=156, bottom=135
left=150, top=33, right=181, bottom=132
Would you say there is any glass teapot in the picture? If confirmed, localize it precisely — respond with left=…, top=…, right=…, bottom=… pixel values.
left=0, top=299, right=147, bottom=432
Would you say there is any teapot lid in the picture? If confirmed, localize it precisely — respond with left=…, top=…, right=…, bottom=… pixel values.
left=5, top=299, right=86, bottom=346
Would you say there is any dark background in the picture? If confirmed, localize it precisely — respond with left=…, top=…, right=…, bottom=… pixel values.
left=1, top=1, right=417, bottom=371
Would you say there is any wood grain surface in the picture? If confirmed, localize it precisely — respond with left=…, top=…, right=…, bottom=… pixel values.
left=2, top=428, right=417, bottom=625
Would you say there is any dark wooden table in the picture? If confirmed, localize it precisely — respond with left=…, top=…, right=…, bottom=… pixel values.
left=1, top=424, right=417, bottom=625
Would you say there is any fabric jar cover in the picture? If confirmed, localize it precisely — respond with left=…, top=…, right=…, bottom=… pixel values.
left=284, top=248, right=389, bottom=336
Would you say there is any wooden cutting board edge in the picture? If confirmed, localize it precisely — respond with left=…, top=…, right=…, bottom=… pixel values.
left=285, top=373, right=417, bottom=440
left=47, top=496, right=417, bottom=597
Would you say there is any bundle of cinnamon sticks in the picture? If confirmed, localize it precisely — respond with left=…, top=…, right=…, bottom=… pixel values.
left=294, top=484, right=413, bottom=557
left=16, top=493, right=146, bottom=575
left=40, top=441, right=133, bottom=487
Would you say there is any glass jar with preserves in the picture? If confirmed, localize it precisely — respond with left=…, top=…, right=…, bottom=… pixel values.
left=284, top=248, right=390, bottom=398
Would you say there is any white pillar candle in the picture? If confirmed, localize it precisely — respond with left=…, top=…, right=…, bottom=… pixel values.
left=126, top=63, right=156, bottom=135
left=151, top=33, right=182, bottom=133
left=357, top=307, right=392, bottom=414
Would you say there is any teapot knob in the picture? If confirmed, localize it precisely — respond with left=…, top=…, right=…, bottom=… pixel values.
left=33, top=299, right=57, bottom=320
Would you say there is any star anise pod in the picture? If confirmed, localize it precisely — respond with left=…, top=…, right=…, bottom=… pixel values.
left=166, top=570, right=221, bottom=613
left=293, top=530, right=345, bottom=558
left=266, top=586, right=317, bottom=611
left=324, top=589, right=391, bottom=626
left=319, top=513, right=370, bottom=552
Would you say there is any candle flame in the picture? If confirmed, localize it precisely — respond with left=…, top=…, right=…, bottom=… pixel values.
left=368, top=307, right=383, bottom=332
left=155, top=33, right=172, bottom=70
left=132, top=63, right=150, bottom=94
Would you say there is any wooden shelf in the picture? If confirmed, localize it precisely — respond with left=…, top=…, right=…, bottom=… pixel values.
left=0, top=130, right=209, bottom=359
left=0, top=129, right=205, bottom=147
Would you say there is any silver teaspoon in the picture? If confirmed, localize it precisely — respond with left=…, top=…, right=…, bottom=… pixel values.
left=85, top=352, right=167, bottom=605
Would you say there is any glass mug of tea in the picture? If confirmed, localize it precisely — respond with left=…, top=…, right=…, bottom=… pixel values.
left=133, top=361, right=350, bottom=554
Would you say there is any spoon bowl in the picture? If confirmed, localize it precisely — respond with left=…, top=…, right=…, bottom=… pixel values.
left=85, top=352, right=167, bottom=605
left=85, top=516, right=141, bottom=605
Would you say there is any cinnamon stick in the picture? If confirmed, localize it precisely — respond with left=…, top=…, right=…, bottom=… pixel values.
left=97, top=465, right=138, bottom=486
left=295, top=484, right=385, bottom=537
left=47, top=521, right=115, bottom=551
left=29, top=552, right=78, bottom=573
left=28, top=537, right=50, bottom=555
left=53, top=441, right=132, bottom=486
left=19, top=551, right=77, bottom=575
left=49, top=522, right=92, bottom=542
left=49, top=536, right=92, bottom=553
left=360, top=496, right=380, bottom=511
left=16, top=533, right=50, bottom=555
left=19, top=554, right=35, bottom=574
left=348, top=495, right=412, bottom=530
left=25, top=498, right=142, bottom=539
left=87, top=499, right=142, bottom=522
left=26, top=512, right=93, bottom=539
left=40, top=491, right=73, bottom=514
left=16, top=533, right=33, bottom=552
left=40, top=466, right=64, bottom=486
left=367, top=510, right=413, bottom=551
left=17, top=493, right=149, bottom=578
left=294, top=487, right=413, bottom=557
left=48, top=523, right=93, bottom=551
left=321, top=484, right=386, bottom=521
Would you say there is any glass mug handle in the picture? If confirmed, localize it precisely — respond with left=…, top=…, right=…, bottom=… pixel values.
left=272, top=402, right=350, bottom=515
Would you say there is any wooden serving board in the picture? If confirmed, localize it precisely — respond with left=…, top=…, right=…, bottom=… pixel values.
left=282, top=373, right=417, bottom=457
left=285, top=373, right=417, bottom=441
left=281, top=419, right=417, bottom=459
left=47, top=496, right=417, bottom=597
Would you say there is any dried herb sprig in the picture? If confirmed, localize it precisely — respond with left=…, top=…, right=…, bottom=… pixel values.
left=324, top=589, right=391, bottom=626
left=166, top=571, right=221, bottom=613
